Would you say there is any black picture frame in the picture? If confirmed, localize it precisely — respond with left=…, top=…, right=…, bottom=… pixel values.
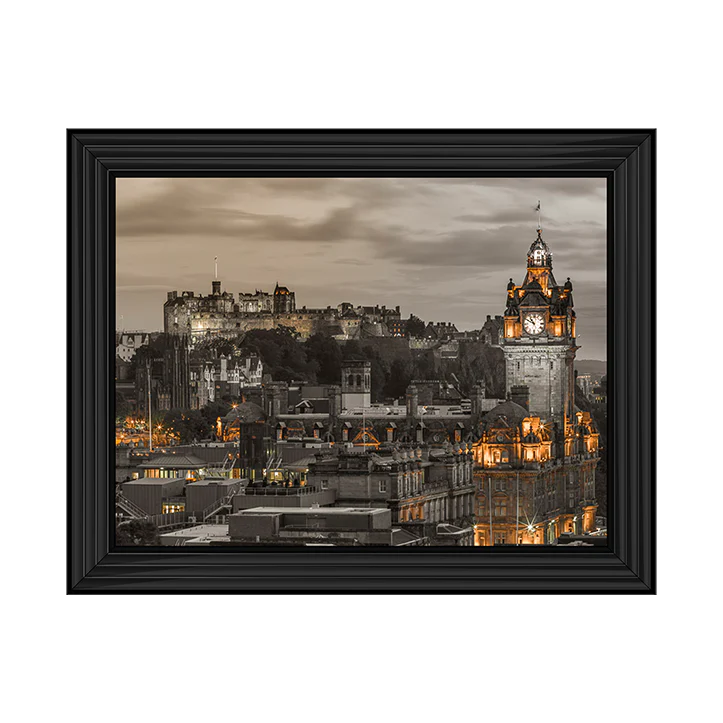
left=68, top=129, right=655, bottom=594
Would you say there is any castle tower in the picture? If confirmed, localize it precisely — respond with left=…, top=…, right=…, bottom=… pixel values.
left=273, top=282, right=296, bottom=314
left=501, top=227, right=578, bottom=431
left=341, top=360, right=371, bottom=409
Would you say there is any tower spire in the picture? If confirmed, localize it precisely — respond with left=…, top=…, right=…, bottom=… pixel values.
left=214, top=256, right=218, bottom=280
left=535, top=200, right=541, bottom=231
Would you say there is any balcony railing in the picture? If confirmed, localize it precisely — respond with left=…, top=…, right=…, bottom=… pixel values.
left=239, top=486, right=319, bottom=496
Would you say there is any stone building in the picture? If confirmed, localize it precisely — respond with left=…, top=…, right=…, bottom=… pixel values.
left=189, top=352, right=263, bottom=408
left=163, top=279, right=403, bottom=342
left=116, top=332, right=150, bottom=362
left=481, top=315, right=503, bottom=346
left=502, top=227, right=577, bottom=430
left=225, top=507, right=422, bottom=546
left=472, top=226, right=600, bottom=545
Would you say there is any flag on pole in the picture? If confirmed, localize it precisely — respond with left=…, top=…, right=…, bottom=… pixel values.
left=534, top=201, right=540, bottom=212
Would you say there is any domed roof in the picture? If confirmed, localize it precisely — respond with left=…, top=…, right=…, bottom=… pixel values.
left=224, top=401, right=267, bottom=424
left=481, top=400, right=529, bottom=431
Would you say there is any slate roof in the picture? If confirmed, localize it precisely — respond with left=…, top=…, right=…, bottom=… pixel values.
left=223, top=401, right=267, bottom=423
left=481, top=400, right=529, bottom=431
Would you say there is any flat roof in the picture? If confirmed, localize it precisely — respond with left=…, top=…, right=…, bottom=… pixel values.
left=234, top=506, right=387, bottom=516
left=123, top=476, right=184, bottom=486
left=138, top=454, right=207, bottom=469
left=187, top=477, right=239, bottom=487
left=161, top=524, right=229, bottom=538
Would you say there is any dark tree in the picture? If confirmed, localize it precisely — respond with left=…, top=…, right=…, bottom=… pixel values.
left=383, top=358, right=412, bottom=400
left=406, top=314, right=426, bottom=338
left=159, top=408, right=208, bottom=444
left=116, top=519, right=160, bottom=546
left=304, top=333, right=343, bottom=384
left=115, top=391, right=131, bottom=423
left=240, top=328, right=316, bottom=381
left=361, top=345, right=389, bottom=402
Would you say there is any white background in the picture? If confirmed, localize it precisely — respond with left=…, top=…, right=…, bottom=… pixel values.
left=2, top=1, right=720, bottom=721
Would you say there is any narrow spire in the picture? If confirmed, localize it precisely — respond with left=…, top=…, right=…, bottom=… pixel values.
left=214, top=256, right=218, bottom=280
left=535, top=200, right=541, bottom=230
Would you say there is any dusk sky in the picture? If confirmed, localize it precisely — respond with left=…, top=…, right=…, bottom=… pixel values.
left=116, top=177, right=607, bottom=359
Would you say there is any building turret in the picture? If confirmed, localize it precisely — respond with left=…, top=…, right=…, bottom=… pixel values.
left=341, top=359, right=371, bottom=408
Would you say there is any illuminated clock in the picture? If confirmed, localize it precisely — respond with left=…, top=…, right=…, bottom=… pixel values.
left=523, top=313, right=545, bottom=335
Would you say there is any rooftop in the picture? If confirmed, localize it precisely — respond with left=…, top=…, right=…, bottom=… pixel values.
left=122, top=476, right=184, bottom=486
left=161, top=524, right=229, bottom=538
left=138, top=454, right=207, bottom=469
left=187, top=477, right=240, bottom=487
left=234, top=506, right=388, bottom=517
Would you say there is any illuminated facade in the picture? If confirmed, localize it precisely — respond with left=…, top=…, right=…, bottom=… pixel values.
left=164, top=280, right=402, bottom=342
left=473, top=227, right=600, bottom=545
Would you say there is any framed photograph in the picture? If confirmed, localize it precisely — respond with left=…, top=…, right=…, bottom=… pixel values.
left=68, top=130, right=655, bottom=593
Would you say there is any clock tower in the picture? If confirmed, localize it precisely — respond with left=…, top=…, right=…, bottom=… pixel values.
left=501, top=227, right=578, bottom=431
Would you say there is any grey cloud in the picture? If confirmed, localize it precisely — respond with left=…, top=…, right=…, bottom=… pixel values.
left=116, top=177, right=607, bottom=359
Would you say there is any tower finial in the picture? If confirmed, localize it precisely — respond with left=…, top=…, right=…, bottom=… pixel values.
left=535, top=200, right=541, bottom=230
left=214, top=256, right=218, bottom=280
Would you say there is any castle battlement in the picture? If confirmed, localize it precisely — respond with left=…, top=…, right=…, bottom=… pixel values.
left=164, top=280, right=403, bottom=342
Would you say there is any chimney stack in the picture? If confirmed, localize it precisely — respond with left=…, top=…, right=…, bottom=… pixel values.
left=510, top=385, right=530, bottom=411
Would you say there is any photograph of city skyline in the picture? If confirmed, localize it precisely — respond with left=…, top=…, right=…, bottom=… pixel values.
left=115, top=177, right=607, bottom=547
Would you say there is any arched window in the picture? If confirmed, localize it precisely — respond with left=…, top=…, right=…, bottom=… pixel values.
left=347, top=374, right=353, bottom=387
left=356, top=374, right=362, bottom=387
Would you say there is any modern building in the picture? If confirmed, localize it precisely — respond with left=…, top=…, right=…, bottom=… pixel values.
left=185, top=477, right=242, bottom=515
left=120, top=476, right=187, bottom=515
left=226, top=506, right=422, bottom=546
left=137, top=453, right=208, bottom=481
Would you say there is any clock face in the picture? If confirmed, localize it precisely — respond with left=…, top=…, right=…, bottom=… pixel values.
left=523, top=313, right=545, bottom=335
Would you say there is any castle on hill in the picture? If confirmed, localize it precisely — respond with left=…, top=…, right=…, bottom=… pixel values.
left=164, top=280, right=404, bottom=342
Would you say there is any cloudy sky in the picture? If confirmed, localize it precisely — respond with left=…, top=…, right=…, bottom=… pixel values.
left=117, top=177, right=607, bottom=359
